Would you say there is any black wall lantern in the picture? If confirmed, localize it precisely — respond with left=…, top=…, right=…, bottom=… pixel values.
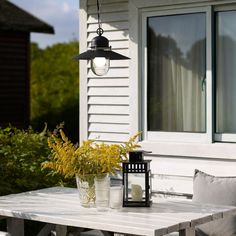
left=74, top=0, right=130, bottom=76
left=122, top=151, right=152, bottom=207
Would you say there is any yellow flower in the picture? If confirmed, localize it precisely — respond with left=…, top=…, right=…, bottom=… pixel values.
left=42, top=130, right=141, bottom=179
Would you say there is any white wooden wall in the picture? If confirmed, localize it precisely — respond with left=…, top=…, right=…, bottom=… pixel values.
left=149, top=155, right=236, bottom=197
left=81, top=0, right=130, bottom=143
left=80, top=0, right=236, bottom=196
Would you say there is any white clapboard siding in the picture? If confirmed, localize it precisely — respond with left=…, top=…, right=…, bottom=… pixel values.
left=89, top=123, right=129, bottom=133
left=88, top=87, right=129, bottom=96
left=88, top=97, right=129, bottom=105
left=88, top=78, right=129, bottom=87
left=88, top=3, right=128, bottom=14
left=89, top=114, right=129, bottom=124
left=88, top=22, right=128, bottom=32
left=88, top=132, right=130, bottom=142
left=109, top=60, right=129, bottom=67
left=148, top=156, right=236, bottom=177
left=145, top=155, right=236, bottom=195
left=152, top=175, right=194, bottom=195
left=88, top=12, right=128, bottom=24
left=108, top=40, right=129, bottom=49
left=88, top=105, right=129, bottom=114
left=84, top=0, right=143, bottom=177
left=81, top=0, right=236, bottom=200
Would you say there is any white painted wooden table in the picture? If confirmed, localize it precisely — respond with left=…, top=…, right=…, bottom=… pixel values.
left=0, top=187, right=235, bottom=236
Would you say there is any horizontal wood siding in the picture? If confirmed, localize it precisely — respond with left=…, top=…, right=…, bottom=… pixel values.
left=86, top=0, right=129, bottom=142
left=89, top=114, right=129, bottom=124
left=82, top=0, right=236, bottom=197
left=149, top=155, right=236, bottom=196
left=0, top=31, right=29, bottom=128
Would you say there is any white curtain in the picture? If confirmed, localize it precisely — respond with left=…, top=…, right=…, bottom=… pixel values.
left=160, top=51, right=206, bottom=132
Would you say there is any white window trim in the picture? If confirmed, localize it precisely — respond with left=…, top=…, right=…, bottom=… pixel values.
left=140, top=140, right=236, bottom=159
left=129, top=0, right=236, bottom=156
left=141, top=7, right=212, bottom=144
left=213, top=3, right=236, bottom=142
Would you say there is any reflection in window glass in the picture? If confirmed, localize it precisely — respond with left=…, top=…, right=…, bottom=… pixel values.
left=147, top=13, right=206, bottom=132
left=216, top=11, right=236, bottom=133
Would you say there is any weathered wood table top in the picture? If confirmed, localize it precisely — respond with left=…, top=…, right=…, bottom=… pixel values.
left=0, top=187, right=235, bottom=236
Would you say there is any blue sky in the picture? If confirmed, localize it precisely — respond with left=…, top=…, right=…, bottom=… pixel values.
left=10, top=0, right=79, bottom=48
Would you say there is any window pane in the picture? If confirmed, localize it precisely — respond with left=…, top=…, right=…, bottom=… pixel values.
left=216, top=11, right=236, bottom=133
left=147, top=13, right=206, bottom=132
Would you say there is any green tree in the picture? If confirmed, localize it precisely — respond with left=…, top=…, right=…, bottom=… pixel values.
left=30, top=41, right=79, bottom=142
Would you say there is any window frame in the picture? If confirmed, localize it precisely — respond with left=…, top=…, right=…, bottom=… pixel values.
left=128, top=0, right=236, bottom=157
left=141, top=7, right=213, bottom=143
left=213, top=4, right=236, bottom=142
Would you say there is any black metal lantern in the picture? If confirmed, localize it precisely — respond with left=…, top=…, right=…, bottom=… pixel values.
left=122, top=151, right=152, bottom=207
left=74, top=0, right=129, bottom=76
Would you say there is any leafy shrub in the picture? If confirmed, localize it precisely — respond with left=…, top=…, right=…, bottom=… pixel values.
left=0, top=126, right=75, bottom=196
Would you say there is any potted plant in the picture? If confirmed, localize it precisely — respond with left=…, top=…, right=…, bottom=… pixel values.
left=42, top=129, right=140, bottom=207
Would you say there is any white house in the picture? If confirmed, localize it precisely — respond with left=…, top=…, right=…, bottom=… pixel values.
left=79, top=0, right=236, bottom=197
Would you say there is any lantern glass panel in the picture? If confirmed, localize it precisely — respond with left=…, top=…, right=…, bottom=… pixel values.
left=129, top=173, right=146, bottom=202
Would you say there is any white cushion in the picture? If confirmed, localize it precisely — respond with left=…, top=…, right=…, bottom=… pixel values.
left=193, top=169, right=236, bottom=236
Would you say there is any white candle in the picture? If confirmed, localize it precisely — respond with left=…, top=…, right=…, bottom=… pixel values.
left=131, top=184, right=143, bottom=201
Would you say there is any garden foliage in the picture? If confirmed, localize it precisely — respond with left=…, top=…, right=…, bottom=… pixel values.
left=0, top=126, right=74, bottom=196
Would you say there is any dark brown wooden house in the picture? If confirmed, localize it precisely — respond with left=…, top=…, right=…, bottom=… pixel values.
left=0, top=0, right=54, bottom=128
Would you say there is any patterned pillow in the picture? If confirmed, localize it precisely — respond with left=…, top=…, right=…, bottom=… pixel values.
left=193, top=169, right=236, bottom=236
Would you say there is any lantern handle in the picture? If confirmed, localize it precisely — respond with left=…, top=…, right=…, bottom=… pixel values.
left=129, top=150, right=152, bottom=154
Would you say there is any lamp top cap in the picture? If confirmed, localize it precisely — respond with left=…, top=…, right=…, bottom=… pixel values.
left=91, top=35, right=109, bottom=48
left=128, top=150, right=152, bottom=162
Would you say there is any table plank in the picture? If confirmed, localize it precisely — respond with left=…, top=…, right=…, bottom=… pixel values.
left=0, top=187, right=235, bottom=236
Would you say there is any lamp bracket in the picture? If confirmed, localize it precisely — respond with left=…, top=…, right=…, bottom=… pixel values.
left=96, top=27, right=104, bottom=36
left=96, top=0, right=102, bottom=35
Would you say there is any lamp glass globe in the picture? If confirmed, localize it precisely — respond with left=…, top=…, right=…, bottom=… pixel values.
left=91, top=57, right=110, bottom=76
